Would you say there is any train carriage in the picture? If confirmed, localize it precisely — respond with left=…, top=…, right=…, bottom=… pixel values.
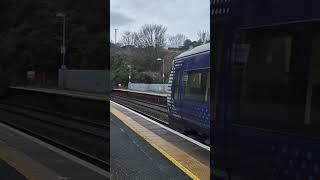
left=213, top=0, right=320, bottom=179
left=167, top=43, right=210, bottom=140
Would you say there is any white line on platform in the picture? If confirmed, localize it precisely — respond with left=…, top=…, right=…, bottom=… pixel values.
left=0, top=122, right=110, bottom=178
left=111, top=101, right=210, bottom=151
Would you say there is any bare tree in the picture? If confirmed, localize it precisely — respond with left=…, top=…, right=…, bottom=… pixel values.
left=168, top=34, right=187, bottom=48
left=133, top=24, right=167, bottom=48
left=120, top=31, right=135, bottom=46
left=197, top=30, right=210, bottom=44
left=132, top=32, right=142, bottom=48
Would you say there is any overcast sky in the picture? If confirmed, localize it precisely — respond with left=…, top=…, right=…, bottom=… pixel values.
left=110, top=0, right=210, bottom=44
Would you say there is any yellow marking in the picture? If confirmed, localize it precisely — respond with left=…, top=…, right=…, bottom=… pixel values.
left=111, top=105, right=210, bottom=180
left=0, top=141, right=66, bottom=180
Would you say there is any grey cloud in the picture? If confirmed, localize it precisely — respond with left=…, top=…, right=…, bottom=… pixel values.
left=110, top=0, right=209, bottom=41
left=110, top=11, right=134, bottom=26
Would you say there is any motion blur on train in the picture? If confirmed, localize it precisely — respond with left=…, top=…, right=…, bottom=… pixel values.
left=167, top=43, right=210, bottom=143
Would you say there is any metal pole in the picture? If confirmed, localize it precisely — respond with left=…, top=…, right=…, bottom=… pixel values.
left=62, top=16, right=66, bottom=66
left=162, top=59, right=164, bottom=83
left=128, top=65, right=131, bottom=83
left=115, top=28, right=118, bottom=44
left=129, top=67, right=131, bottom=83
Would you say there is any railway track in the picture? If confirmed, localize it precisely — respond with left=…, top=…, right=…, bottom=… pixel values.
left=0, top=101, right=109, bottom=170
left=110, top=92, right=169, bottom=125
left=0, top=101, right=109, bottom=130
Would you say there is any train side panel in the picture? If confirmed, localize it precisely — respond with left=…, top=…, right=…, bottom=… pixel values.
left=167, top=51, right=210, bottom=136
left=180, top=52, right=210, bottom=134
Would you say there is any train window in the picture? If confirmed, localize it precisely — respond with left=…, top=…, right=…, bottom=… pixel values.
left=233, top=31, right=310, bottom=132
left=184, top=70, right=209, bottom=102
left=173, top=69, right=181, bottom=100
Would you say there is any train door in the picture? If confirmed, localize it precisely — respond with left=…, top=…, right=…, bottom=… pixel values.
left=180, top=54, right=210, bottom=135
left=226, top=24, right=320, bottom=180
left=169, top=62, right=184, bottom=129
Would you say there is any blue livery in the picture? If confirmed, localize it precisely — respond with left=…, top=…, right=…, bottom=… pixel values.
left=213, top=0, right=320, bottom=179
left=167, top=43, right=210, bottom=138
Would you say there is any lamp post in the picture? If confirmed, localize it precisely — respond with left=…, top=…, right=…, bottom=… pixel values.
left=128, top=65, right=131, bottom=83
left=56, top=13, right=66, bottom=69
left=115, top=28, right=118, bottom=44
left=157, top=58, right=165, bottom=83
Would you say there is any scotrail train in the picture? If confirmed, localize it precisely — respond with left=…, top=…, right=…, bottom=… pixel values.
left=213, top=0, right=320, bottom=179
left=167, top=43, right=210, bottom=143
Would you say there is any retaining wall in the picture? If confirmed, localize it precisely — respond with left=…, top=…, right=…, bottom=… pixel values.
left=59, top=69, right=110, bottom=93
left=128, top=83, right=170, bottom=93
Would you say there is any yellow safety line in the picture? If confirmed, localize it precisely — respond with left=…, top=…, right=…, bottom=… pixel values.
left=0, top=141, right=63, bottom=180
left=111, top=106, right=210, bottom=180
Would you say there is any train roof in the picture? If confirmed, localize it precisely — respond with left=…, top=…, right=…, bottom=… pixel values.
left=175, top=43, right=210, bottom=59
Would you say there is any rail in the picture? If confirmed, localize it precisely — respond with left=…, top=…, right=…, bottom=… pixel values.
left=111, top=89, right=168, bottom=125
left=0, top=102, right=109, bottom=170
left=0, top=87, right=109, bottom=171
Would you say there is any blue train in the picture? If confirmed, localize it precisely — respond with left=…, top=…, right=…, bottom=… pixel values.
left=213, top=0, right=320, bottom=179
left=167, top=43, right=210, bottom=142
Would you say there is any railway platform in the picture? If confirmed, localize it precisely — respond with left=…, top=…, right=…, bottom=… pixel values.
left=0, top=122, right=108, bottom=180
left=111, top=101, right=210, bottom=180
left=111, top=113, right=190, bottom=179
left=113, top=88, right=167, bottom=97
left=10, top=86, right=108, bottom=101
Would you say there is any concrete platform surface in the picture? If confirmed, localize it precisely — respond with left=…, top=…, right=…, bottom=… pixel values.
left=111, top=114, right=190, bottom=179
left=10, top=86, right=108, bottom=101
left=111, top=101, right=210, bottom=180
